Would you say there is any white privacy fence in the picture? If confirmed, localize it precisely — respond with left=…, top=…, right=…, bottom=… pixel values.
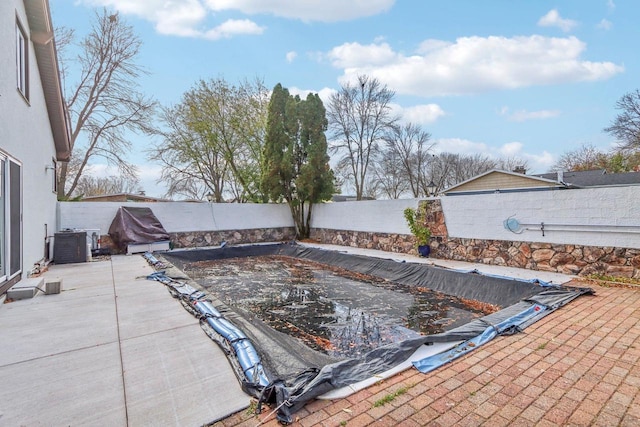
left=57, top=202, right=294, bottom=234
left=58, top=186, right=640, bottom=250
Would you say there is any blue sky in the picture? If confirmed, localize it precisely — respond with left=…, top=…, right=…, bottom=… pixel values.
left=49, top=0, right=637, bottom=198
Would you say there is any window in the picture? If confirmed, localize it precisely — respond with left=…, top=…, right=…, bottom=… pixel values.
left=16, top=19, right=29, bottom=100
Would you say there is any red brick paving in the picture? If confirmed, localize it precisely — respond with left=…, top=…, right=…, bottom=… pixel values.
left=212, top=282, right=640, bottom=426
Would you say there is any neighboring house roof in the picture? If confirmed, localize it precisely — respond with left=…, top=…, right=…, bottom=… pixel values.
left=534, top=170, right=640, bottom=187
left=443, top=169, right=567, bottom=196
left=443, top=169, right=640, bottom=196
left=82, top=193, right=170, bottom=202
left=23, top=0, right=71, bottom=162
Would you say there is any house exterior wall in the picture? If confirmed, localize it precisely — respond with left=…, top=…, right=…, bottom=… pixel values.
left=1, top=1, right=59, bottom=280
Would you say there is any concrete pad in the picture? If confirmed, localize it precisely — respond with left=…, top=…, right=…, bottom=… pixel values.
left=109, top=256, right=198, bottom=340
left=47, top=260, right=116, bottom=298
left=110, top=254, right=155, bottom=282
left=113, top=280, right=198, bottom=341
left=0, top=343, right=126, bottom=426
left=0, top=291, right=118, bottom=366
left=6, top=277, right=44, bottom=300
left=113, top=255, right=250, bottom=424
left=122, top=325, right=249, bottom=426
left=0, top=254, right=250, bottom=426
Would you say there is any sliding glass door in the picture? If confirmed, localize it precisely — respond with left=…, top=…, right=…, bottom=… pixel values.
left=0, top=155, right=21, bottom=284
left=0, top=159, right=4, bottom=282
left=9, top=159, right=21, bottom=277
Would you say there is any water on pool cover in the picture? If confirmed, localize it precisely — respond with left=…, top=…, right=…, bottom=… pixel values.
left=181, top=255, right=498, bottom=358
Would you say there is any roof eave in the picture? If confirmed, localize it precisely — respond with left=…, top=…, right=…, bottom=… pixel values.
left=23, top=0, right=71, bottom=162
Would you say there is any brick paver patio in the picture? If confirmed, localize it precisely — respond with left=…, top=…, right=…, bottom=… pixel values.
left=214, top=281, right=640, bottom=426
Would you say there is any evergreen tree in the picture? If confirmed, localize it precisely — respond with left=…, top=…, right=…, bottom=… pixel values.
left=262, top=84, right=335, bottom=238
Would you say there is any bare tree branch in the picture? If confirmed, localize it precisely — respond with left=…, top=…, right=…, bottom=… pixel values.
left=327, top=75, right=398, bottom=200
left=604, top=89, right=640, bottom=152
left=56, top=9, right=158, bottom=199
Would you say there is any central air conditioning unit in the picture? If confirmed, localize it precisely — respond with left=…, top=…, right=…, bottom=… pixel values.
left=53, top=231, right=87, bottom=264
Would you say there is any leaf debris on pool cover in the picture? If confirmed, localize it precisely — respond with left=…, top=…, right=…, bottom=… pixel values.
left=180, top=255, right=499, bottom=358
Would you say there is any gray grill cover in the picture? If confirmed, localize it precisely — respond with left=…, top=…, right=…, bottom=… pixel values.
left=108, top=207, right=170, bottom=251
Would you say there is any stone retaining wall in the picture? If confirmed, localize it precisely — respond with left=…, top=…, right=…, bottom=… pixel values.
left=433, top=237, right=640, bottom=278
left=308, top=228, right=640, bottom=279
left=169, top=227, right=295, bottom=249
left=309, top=228, right=416, bottom=254
left=99, top=227, right=295, bottom=254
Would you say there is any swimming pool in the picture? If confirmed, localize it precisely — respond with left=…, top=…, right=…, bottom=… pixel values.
left=154, top=243, right=592, bottom=424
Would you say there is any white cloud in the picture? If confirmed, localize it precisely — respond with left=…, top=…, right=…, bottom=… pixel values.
left=433, top=138, right=490, bottom=155
left=538, top=9, right=578, bottom=32
left=521, top=151, right=555, bottom=172
left=151, top=0, right=208, bottom=37
left=137, top=163, right=166, bottom=197
left=81, top=0, right=392, bottom=37
left=432, top=138, right=555, bottom=172
left=416, top=39, right=452, bottom=54
left=81, top=0, right=264, bottom=39
left=290, top=88, right=444, bottom=126
left=501, top=108, right=561, bottom=122
left=203, top=19, right=265, bottom=40
left=327, top=42, right=400, bottom=68
left=597, top=19, right=612, bottom=30
left=398, top=104, right=445, bottom=125
left=327, top=36, right=623, bottom=97
left=499, top=141, right=523, bottom=157
left=607, top=0, right=616, bottom=11
left=286, top=51, right=297, bottom=63
left=205, top=0, right=395, bottom=22
left=288, top=87, right=336, bottom=106
left=316, top=87, right=338, bottom=105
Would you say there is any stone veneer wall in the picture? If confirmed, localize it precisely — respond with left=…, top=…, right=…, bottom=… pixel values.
left=309, top=228, right=417, bottom=254
left=310, top=199, right=640, bottom=279
left=99, top=227, right=295, bottom=254
left=433, top=238, right=640, bottom=278
left=308, top=229, right=640, bottom=278
left=169, top=227, right=295, bottom=249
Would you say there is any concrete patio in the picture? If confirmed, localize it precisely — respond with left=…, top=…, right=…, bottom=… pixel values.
left=0, top=255, right=249, bottom=426
left=1, top=247, right=639, bottom=426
